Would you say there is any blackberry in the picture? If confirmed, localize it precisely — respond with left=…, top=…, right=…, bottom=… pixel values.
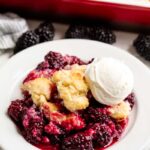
left=65, top=24, right=87, bottom=39
left=48, top=134, right=66, bottom=145
left=23, top=97, right=33, bottom=107
left=91, top=123, right=112, bottom=147
left=90, top=26, right=116, bottom=44
left=35, top=21, right=54, bottom=42
left=64, top=55, right=87, bottom=65
left=44, top=51, right=67, bottom=69
left=84, top=107, right=110, bottom=123
left=65, top=24, right=116, bottom=44
left=22, top=107, right=45, bottom=144
left=124, top=93, right=135, bottom=109
left=8, top=99, right=24, bottom=122
left=134, top=34, right=150, bottom=61
left=36, top=61, right=50, bottom=70
left=14, top=31, right=40, bottom=54
left=44, top=51, right=92, bottom=69
left=87, top=91, right=105, bottom=108
left=44, top=121, right=66, bottom=145
left=114, top=123, right=123, bottom=139
left=44, top=122, right=63, bottom=135
left=62, top=133, right=94, bottom=150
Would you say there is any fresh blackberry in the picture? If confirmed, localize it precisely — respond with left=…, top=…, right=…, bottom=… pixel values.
left=90, top=26, right=116, bottom=44
left=44, top=51, right=67, bottom=69
left=62, top=133, right=94, bottom=150
left=91, top=123, right=112, bottom=147
left=65, top=24, right=116, bottom=44
left=65, top=24, right=88, bottom=39
left=124, top=93, right=135, bottom=109
left=14, top=31, right=40, bottom=54
left=35, top=21, right=54, bottom=42
left=134, top=34, right=150, bottom=61
left=8, top=99, right=24, bottom=122
left=84, top=107, right=110, bottom=123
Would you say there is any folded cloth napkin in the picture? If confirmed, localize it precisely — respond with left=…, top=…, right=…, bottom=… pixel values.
left=0, top=13, right=29, bottom=52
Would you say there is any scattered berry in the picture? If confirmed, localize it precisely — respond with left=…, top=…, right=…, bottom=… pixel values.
left=35, top=21, right=54, bottom=42
left=62, top=133, right=94, bottom=150
left=134, top=34, right=150, bottom=61
left=65, top=24, right=116, bottom=44
left=90, top=26, right=116, bottom=44
left=65, top=24, right=87, bottom=39
left=14, top=31, right=40, bottom=54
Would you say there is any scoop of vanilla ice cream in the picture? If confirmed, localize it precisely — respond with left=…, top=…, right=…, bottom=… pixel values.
left=85, top=58, right=134, bottom=105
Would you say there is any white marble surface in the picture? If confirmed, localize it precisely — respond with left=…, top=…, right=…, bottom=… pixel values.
left=0, top=20, right=150, bottom=70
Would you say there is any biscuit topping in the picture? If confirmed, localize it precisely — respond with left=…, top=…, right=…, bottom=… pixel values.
left=22, top=77, right=52, bottom=106
left=52, top=65, right=89, bottom=112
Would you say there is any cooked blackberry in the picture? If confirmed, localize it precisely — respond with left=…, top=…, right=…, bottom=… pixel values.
left=14, top=31, right=40, bottom=54
left=114, top=123, right=123, bottom=139
left=23, top=97, right=33, bottom=107
left=44, top=51, right=67, bottom=69
left=134, top=34, right=150, bottom=61
left=21, top=107, right=45, bottom=144
left=36, top=61, right=50, bottom=70
left=45, top=124, right=66, bottom=145
left=48, top=134, right=66, bottom=145
left=91, top=123, right=112, bottom=147
left=64, top=55, right=87, bottom=65
left=35, top=21, right=54, bottom=42
left=8, top=99, right=24, bottom=122
left=87, top=91, right=105, bottom=108
left=62, top=133, right=94, bottom=150
left=124, top=93, right=135, bottom=109
left=44, top=122, right=63, bottom=135
left=65, top=24, right=88, bottom=39
left=84, top=107, right=110, bottom=123
left=90, top=26, right=116, bottom=44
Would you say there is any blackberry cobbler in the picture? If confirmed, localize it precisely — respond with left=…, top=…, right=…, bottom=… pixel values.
left=8, top=51, right=135, bottom=150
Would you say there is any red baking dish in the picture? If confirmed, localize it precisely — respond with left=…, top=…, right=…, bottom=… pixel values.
left=0, top=0, right=150, bottom=27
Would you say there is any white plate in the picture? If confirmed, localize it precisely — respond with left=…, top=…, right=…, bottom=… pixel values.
left=0, top=39, right=150, bottom=150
